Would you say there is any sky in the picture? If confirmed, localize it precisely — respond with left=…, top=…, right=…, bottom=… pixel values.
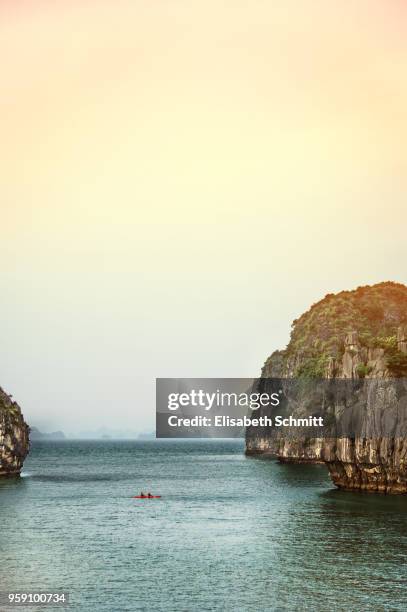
left=1, top=0, right=406, bottom=433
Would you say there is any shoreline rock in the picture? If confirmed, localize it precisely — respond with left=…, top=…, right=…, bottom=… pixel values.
left=246, top=282, right=407, bottom=494
left=0, top=387, right=29, bottom=477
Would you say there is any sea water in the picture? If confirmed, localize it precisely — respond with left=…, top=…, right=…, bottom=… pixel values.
left=0, top=440, right=406, bottom=611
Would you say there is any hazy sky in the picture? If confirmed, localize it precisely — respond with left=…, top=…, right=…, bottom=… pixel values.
left=1, top=1, right=406, bottom=433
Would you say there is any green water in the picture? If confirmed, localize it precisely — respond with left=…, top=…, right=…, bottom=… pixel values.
left=0, top=440, right=406, bottom=611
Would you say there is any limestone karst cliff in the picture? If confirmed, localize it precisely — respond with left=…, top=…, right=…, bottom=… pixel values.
left=0, top=387, right=29, bottom=476
left=246, top=282, right=407, bottom=494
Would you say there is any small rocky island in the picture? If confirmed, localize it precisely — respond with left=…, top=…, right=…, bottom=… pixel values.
left=0, top=387, right=29, bottom=476
left=246, top=282, right=407, bottom=494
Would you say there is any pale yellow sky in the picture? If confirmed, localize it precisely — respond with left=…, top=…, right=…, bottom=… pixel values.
left=1, top=1, right=406, bottom=432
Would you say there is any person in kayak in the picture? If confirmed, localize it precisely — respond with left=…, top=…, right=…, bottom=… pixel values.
left=147, top=492, right=153, bottom=498
left=139, top=491, right=146, bottom=498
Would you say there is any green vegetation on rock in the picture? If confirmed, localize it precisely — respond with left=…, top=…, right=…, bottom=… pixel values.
left=386, top=349, right=407, bottom=377
left=263, top=282, right=407, bottom=378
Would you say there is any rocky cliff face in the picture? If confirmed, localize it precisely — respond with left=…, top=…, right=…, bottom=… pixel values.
left=246, top=282, right=407, bottom=494
left=324, top=437, right=407, bottom=494
left=0, top=387, right=29, bottom=476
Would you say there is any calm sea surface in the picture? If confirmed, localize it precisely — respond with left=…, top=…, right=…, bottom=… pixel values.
left=1, top=440, right=406, bottom=611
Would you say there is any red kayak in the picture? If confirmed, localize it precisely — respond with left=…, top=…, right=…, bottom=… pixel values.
left=132, top=495, right=161, bottom=499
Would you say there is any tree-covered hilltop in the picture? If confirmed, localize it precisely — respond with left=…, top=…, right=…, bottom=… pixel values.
left=263, top=282, right=407, bottom=378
